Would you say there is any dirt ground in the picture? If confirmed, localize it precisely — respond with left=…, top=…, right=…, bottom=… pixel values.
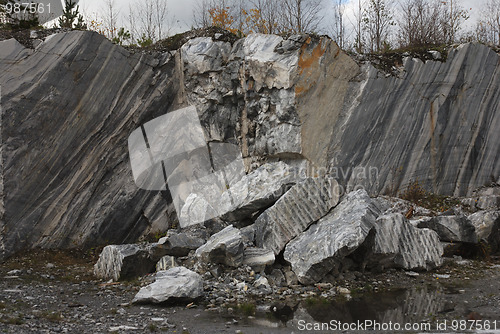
left=0, top=250, right=499, bottom=334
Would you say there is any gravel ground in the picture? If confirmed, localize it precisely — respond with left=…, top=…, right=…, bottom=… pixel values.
left=1, top=250, right=499, bottom=334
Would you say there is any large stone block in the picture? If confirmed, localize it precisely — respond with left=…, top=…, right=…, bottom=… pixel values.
left=195, top=225, right=243, bottom=267
left=417, top=215, right=478, bottom=243
left=94, top=243, right=168, bottom=281
left=157, top=231, right=206, bottom=257
left=132, top=267, right=203, bottom=304
left=218, top=162, right=299, bottom=222
left=255, top=177, right=340, bottom=255
left=283, top=189, right=381, bottom=285
left=368, top=213, right=443, bottom=270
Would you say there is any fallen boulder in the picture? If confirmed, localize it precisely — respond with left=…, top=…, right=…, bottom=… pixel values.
left=219, top=162, right=299, bottom=221
left=376, top=196, right=434, bottom=218
left=283, top=189, right=381, bottom=285
left=467, top=209, right=500, bottom=253
left=255, top=177, right=340, bottom=255
left=195, top=225, right=243, bottom=267
left=240, top=225, right=257, bottom=245
left=461, top=186, right=500, bottom=212
left=94, top=243, right=168, bottom=281
left=132, top=267, right=203, bottom=304
left=489, top=219, right=500, bottom=253
left=476, top=196, right=500, bottom=211
left=368, top=213, right=443, bottom=270
left=158, top=231, right=206, bottom=257
left=468, top=211, right=500, bottom=242
left=242, top=247, right=275, bottom=271
left=178, top=193, right=220, bottom=228
left=417, top=215, right=478, bottom=243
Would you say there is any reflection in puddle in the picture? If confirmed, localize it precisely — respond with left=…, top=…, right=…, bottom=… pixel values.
left=251, top=285, right=447, bottom=330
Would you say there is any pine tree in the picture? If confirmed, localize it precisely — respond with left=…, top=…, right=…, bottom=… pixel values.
left=59, top=0, right=86, bottom=29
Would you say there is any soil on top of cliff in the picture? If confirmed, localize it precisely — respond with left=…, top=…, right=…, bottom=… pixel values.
left=0, top=26, right=239, bottom=52
left=133, top=26, right=241, bottom=53
left=0, top=28, right=72, bottom=49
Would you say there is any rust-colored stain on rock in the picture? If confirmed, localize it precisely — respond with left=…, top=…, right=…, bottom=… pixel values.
left=296, top=38, right=326, bottom=95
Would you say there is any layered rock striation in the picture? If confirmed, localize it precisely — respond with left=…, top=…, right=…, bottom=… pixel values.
left=0, top=29, right=499, bottom=259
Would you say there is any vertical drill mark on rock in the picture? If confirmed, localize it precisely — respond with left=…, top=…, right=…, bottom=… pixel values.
left=140, top=125, right=154, bottom=164
left=429, top=100, right=438, bottom=193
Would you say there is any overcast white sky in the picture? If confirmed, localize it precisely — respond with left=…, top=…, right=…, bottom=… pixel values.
left=77, top=0, right=488, bottom=39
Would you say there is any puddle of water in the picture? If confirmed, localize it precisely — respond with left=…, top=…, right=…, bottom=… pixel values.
left=249, top=285, right=449, bottom=330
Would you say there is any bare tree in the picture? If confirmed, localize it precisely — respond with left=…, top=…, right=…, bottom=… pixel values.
left=349, top=0, right=366, bottom=52
left=136, top=0, right=155, bottom=41
left=193, top=0, right=212, bottom=28
left=193, top=0, right=236, bottom=30
left=397, top=0, right=440, bottom=47
left=440, top=0, right=469, bottom=44
left=332, top=0, right=346, bottom=48
left=131, top=0, right=172, bottom=42
left=234, top=0, right=246, bottom=35
left=127, top=3, right=138, bottom=43
left=397, top=0, right=468, bottom=47
left=280, top=0, right=325, bottom=34
left=363, top=0, right=393, bottom=52
left=193, top=0, right=324, bottom=35
left=476, top=0, right=500, bottom=44
left=153, top=0, right=170, bottom=41
left=249, top=0, right=281, bottom=34
left=102, top=0, right=119, bottom=39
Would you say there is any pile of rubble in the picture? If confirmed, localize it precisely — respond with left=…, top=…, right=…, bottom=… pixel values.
left=93, top=162, right=500, bottom=304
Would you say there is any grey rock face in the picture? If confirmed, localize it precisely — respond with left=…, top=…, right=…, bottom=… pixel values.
left=417, top=215, right=478, bottom=243
left=0, top=32, right=178, bottom=260
left=473, top=186, right=500, bottom=197
left=476, top=196, right=500, bottom=211
left=283, top=189, right=382, bottom=284
left=254, top=276, right=271, bottom=289
left=376, top=196, right=434, bottom=218
left=460, top=187, right=500, bottom=212
left=195, top=225, right=243, bottom=267
left=369, top=213, right=443, bottom=270
left=268, top=269, right=286, bottom=287
left=242, top=247, right=275, bottom=271
left=328, top=43, right=500, bottom=197
left=181, top=37, right=231, bottom=75
left=157, top=231, right=206, bottom=257
left=255, top=177, right=340, bottom=255
left=94, top=243, right=167, bottom=281
left=468, top=210, right=500, bottom=252
left=240, top=225, right=257, bottom=245
left=132, top=267, right=203, bottom=304
left=1, top=29, right=498, bottom=260
left=219, top=162, right=299, bottom=222
left=468, top=211, right=500, bottom=241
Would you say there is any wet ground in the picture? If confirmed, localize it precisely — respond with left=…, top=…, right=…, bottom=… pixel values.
left=0, top=250, right=499, bottom=333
